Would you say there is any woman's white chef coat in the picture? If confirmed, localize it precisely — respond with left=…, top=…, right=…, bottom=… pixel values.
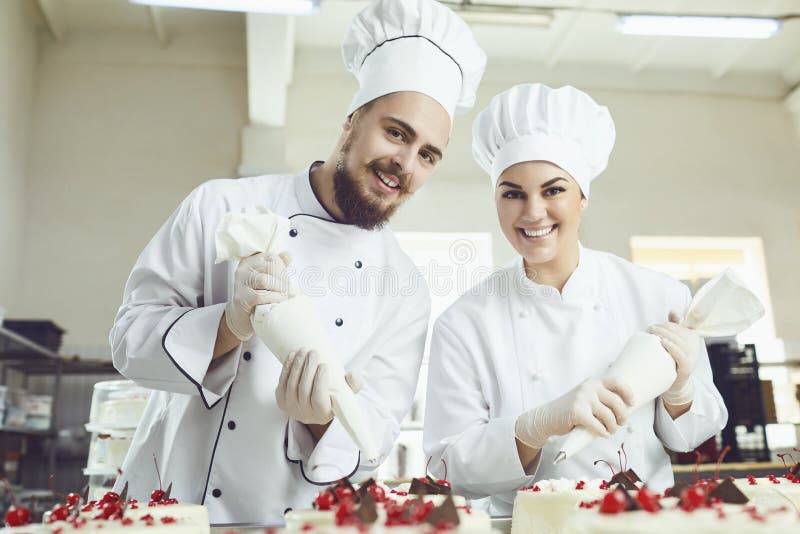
left=423, top=246, right=727, bottom=516
left=109, top=164, right=430, bottom=524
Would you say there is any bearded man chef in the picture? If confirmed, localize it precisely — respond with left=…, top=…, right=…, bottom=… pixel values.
left=108, top=0, right=486, bottom=524
left=423, top=84, right=727, bottom=515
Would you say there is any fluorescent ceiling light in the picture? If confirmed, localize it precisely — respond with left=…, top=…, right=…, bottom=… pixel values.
left=457, top=10, right=552, bottom=27
left=130, top=0, right=319, bottom=15
left=618, top=15, right=781, bottom=39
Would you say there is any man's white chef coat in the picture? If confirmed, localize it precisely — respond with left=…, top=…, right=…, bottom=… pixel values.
left=423, top=246, right=727, bottom=515
left=110, top=165, right=430, bottom=524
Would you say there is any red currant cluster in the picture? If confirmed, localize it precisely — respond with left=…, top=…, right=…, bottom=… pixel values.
left=149, top=488, right=178, bottom=507
left=595, top=486, right=661, bottom=514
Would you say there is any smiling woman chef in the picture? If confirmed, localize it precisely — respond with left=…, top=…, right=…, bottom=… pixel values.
left=423, top=83, right=727, bottom=515
left=108, top=0, right=486, bottom=525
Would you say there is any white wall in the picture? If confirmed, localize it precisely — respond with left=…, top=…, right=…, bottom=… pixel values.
left=0, top=0, right=38, bottom=313
left=15, top=29, right=247, bottom=347
left=13, top=39, right=800, bottom=352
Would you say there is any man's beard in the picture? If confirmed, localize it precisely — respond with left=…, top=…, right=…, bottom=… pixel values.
left=333, top=141, right=409, bottom=231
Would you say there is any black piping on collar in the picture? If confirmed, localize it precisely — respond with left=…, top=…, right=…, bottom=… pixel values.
left=161, top=309, right=226, bottom=410
left=283, top=421, right=361, bottom=486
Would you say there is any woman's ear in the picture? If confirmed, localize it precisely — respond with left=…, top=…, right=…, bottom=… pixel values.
left=580, top=197, right=588, bottom=211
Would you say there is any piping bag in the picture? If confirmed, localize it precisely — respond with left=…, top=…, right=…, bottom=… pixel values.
left=215, top=207, right=379, bottom=461
left=553, top=269, right=765, bottom=464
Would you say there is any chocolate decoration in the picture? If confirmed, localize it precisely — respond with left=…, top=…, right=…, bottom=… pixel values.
left=425, top=495, right=460, bottom=527
left=119, top=482, right=129, bottom=503
left=81, top=486, right=90, bottom=504
left=624, top=469, right=642, bottom=484
left=409, top=476, right=451, bottom=496
left=609, top=472, right=638, bottom=491
left=356, top=479, right=376, bottom=500
left=665, top=479, right=690, bottom=498
left=353, top=494, right=378, bottom=524
left=164, top=482, right=173, bottom=500
left=791, top=463, right=800, bottom=476
left=708, top=479, right=749, bottom=504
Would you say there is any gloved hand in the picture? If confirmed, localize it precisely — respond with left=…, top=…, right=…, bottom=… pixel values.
left=224, top=252, right=292, bottom=342
left=647, top=310, right=700, bottom=406
left=514, top=377, right=634, bottom=450
left=275, top=348, right=363, bottom=425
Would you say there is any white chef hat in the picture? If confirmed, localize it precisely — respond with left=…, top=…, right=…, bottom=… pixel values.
left=472, top=83, right=616, bottom=198
left=342, top=0, right=486, bottom=123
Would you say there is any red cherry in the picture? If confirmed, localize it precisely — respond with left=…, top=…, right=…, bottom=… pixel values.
left=100, top=501, right=122, bottom=519
left=680, top=486, right=706, bottom=509
left=4, top=505, right=31, bottom=527
left=101, top=491, right=120, bottom=504
left=599, top=490, right=627, bottom=514
left=150, top=489, right=165, bottom=502
left=314, top=491, right=335, bottom=511
left=65, top=493, right=81, bottom=507
left=436, top=479, right=451, bottom=488
left=636, top=486, right=660, bottom=512
left=367, top=484, right=386, bottom=503
left=334, top=499, right=355, bottom=525
left=49, top=503, right=71, bottom=522
left=334, top=487, right=354, bottom=501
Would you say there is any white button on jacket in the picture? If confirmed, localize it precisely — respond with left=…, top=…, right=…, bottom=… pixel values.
left=109, top=166, right=430, bottom=524
left=423, top=247, right=727, bottom=516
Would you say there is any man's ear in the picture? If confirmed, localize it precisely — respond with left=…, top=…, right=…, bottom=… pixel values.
left=343, top=113, right=355, bottom=132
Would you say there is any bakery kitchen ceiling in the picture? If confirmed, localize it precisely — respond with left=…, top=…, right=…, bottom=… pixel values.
left=126, top=0, right=795, bottom=38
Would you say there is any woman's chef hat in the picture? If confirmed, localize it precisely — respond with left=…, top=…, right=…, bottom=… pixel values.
left=472, top=83, right=616, bottom=198
left=342, top=0, right=487, bottom=123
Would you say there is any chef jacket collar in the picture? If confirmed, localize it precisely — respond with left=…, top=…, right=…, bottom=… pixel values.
left=516, top=243, right=599, bottom=304
left=295, top=161, right=335, bottom=220
left=293, top=162, right=386, bottom=243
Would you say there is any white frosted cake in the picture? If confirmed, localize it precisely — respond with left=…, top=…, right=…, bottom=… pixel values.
left=511, top=469, right=800, bottom=534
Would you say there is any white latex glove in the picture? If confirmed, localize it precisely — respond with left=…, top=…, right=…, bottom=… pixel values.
left=224, top=252, right=292, bottom=342
left=275, top=348, right=363, bottom=426
left=514, top=377, right=634, bottom=450
left=647, top=311, right=700, bottom=406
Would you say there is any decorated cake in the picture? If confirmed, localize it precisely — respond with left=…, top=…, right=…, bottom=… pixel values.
left=511, top=450, right=800, bottom=534
left=284, top=477, right=491, bottom=533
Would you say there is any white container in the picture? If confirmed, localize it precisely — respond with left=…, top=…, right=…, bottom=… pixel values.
left=85, top=427, right=135, bottom=470
left=2, top=387, right=28, bottom=428
left=24, top=394, right=52, bottom=430
left=89, top=380, right=150, bottom=429
left=84, top=467, right=118, bottom=502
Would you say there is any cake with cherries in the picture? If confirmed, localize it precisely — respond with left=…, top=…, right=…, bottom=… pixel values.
left=284, top=477, right=491, bottom=533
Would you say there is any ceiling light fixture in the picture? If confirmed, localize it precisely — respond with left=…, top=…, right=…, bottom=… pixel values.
left=129, top=0, right=319, bottom=16
left=617, top=15, right=781, bottom=39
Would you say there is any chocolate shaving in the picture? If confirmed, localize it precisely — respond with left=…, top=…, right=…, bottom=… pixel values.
left=356, top=479, right=376, bottom=500
left=81, top=486, right=90, bottom=504
left=164, top=482, right=173, bottom=500
left=665, top=479, right=690, bottom=498
left=409, top=476, right=451, bottom=496
left=119, top=482, right=129, bottom=504
left=425, top=495, right=460, bottom=527
left=623, top=469, right=642, bottom=484
left=609, top=472, right=638, bottom=491
left=792, top=463, right=800, bottom=477
left=353, top=494, right=378, bottom=524
left=708, top=479, right=749, bottom=504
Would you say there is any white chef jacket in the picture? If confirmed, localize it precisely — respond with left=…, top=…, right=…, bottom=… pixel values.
left=423, top=246, right=727, bottom=516
left=109, top=164, right=430, bottom=524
